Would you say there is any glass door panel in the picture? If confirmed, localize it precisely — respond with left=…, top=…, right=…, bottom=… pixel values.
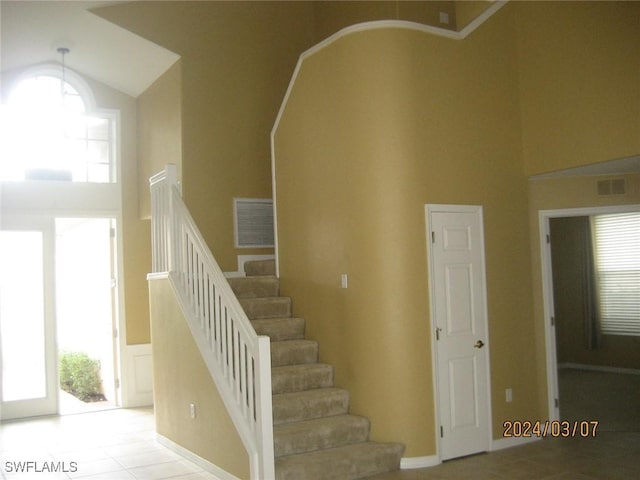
left=1, top=231, right=46, bottom=401
left=0, top=220, right=57, bottom=419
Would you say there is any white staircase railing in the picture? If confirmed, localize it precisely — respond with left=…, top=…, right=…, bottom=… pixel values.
left=150, top=164, right=274, bottom=480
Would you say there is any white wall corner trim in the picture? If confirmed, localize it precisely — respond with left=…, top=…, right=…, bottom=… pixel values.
left=157, top=434, right=242, bottom=480
left=122, top=343, right=153, bottom=408
left=401, top=455, right=441, bottom=469
left=491, top=435, right=541, bottom=451
left=271, top=0, right=507, bottom=140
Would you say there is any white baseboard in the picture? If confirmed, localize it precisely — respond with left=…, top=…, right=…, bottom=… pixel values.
left=122, top=343, right=153, bottom=407
left=403, top=436, right=542, bottom=469
left=401, top=455, right=441, bottom=469
left=157, top=434, right=241, bottom=480
left=558, top=362, right=640, bottom=375
left=491, top=435, right=541, bottom=451
left=225, top=254, right=275, bottom=278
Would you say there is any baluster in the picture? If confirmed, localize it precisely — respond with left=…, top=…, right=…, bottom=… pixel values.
left=234, top=326, right=241, bottom=403
left=227, top=311, right=235, bottom=386
left=242, top=344, right=250, bottom=419
left=221, top=306, right=229, bottom=379
left=190, top=242, right=197, bottom=310
left=216, top=293, right=222, bottom=361
left=249, top=355, right=256, bottom=424
left=237, top=332, right=245, bottom=413
left=198, top=259, right=205, bottom=324
left=209, top=279, right=216, bottom=346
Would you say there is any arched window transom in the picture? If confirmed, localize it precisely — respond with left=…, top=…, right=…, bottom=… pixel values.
left=1, top=73, right=114, bottom=183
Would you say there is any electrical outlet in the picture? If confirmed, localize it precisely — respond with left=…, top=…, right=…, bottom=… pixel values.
left=341, top=274, right=348, bottom=289
left=189, top=403, right=196, bottom=419
left=506, top=388, right=513, bottom=403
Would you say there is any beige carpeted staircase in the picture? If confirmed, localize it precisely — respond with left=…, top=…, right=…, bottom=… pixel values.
left=228, top=259, right=405, bottom=480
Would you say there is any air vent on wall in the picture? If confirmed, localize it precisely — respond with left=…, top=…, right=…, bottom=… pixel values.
left=597, top=178, right=626, bottom=196
left=234, top=198, right=274, bottom=248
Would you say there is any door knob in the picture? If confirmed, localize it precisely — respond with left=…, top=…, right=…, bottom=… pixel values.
left=474, top=340, right=485, bottom=349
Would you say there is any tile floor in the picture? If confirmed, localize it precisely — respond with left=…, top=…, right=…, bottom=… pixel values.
left=366, top=431, right=640, bottom=479
left=2, top=407, right=640, bottom=480
left=0, top=408, right=220, bottom=480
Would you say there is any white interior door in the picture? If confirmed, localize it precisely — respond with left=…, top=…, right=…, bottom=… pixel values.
left=0, top=217, right=58, bottom=420
left=427, top=205, right=491, bottom=460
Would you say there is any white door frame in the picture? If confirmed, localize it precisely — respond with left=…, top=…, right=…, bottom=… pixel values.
left=425, top=203, right=493, bottom=461
left=538, top=203, right=640, bottom=421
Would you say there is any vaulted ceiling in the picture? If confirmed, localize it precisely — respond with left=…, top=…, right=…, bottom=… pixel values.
left=0, top=1, right=179, bottom=98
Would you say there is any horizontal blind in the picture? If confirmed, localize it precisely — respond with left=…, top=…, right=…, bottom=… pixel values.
left=593, top=213, right=640, bottom=335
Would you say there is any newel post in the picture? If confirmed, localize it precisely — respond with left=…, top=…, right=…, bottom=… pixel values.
left=256, top=335, right=275, bottom=479
left=149, top=164, right=179, bottom=273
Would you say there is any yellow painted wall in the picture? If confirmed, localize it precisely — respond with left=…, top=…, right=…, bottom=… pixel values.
left=517, top=1, right=640, bottom=175
left=455, top=1, right=492, bottom=30
left=149, top=278, right=250, bottom=479
left=137, top=60, right=182, bottom=220
left=274, top=6, right=539, bottom=456
left=95, top=1, right=316, bottom=271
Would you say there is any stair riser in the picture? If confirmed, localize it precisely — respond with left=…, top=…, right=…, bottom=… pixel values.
left=273, top=389, right=350, bottom=425
left=244, top=259, right=276, bottom=277
left=275, top=442, right=405, bottom=480
left=240, top=298, right=291, bottom=320
left=272, top=365, right=334, bottom=394
left=251, top=318, right=305, bottom=341
left=274, top=416, right=370, bottom=457
left=271, top=341, right=318, bottom=367
left=228, top=276, right=279, bottom=298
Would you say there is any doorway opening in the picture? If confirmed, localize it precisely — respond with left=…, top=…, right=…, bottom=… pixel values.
left=539, top=204, right=640, bottom=431
left=56, top=217, right=120, bottom=415
left=0, top=217, right=121, bottom=420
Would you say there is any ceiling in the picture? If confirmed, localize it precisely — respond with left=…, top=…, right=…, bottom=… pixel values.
left=0, top=0, right=179, bottom=98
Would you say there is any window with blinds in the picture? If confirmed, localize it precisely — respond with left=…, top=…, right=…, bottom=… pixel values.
left=592, top=213, right=640, bottom=336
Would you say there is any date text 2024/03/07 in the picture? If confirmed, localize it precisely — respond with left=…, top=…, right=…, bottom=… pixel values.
left=503, top=420, right=599, bottom=438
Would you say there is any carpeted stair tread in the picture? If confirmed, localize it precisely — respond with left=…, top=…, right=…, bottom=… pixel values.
left=244, top=259, right=276, bottom=277
left=272, top=363, right=334, bottom=394
left=239, top=296, right=292, bottom=319
left=272, top=387, right=350, bottom=425
left=251, top=317, right=305, bottom=341
left=228, top=275, right=279, bottom=298
left=275, top=441, right=405, bottom=480
left=271, top=339, right=318, bottom=367
left=274, top=415, right=370, bottom=457
left=229, top=259, right=404, bottom=478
